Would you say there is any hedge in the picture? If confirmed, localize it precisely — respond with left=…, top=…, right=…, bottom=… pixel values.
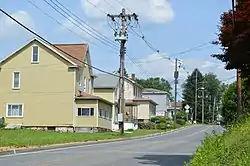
left=188, top=116, right=250, bottom=166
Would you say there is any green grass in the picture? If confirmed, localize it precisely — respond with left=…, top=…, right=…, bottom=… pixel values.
left=0, top=129, right=163, bottom=150
left=188, top=116, right=250, bottom=166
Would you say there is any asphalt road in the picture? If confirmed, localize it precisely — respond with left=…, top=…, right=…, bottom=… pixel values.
left=0, top=125, right=224, bottom=166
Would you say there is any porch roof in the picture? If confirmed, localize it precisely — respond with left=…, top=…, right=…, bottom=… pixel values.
left=75, top=92, right=114, bottom=105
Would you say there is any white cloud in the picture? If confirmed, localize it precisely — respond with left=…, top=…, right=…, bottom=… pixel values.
left=126, top=53, right=236, bottom=88
left=81, top=0, right=174, bottom=24
left=0, top=11, right=34, bottom=39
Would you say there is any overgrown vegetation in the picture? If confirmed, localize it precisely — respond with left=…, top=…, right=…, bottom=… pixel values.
left=189, top=115, right=250, bottom=166
left=0, top=117, right=6, bottom=129
left=0, top=129, right=162, bottom=150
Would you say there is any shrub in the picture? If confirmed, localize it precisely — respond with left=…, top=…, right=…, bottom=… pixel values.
left=150, top=116, right=169, bottom=123
left=188, top=115, right=250, bottom=166
left=156, top=122, right=166, bottom=130
left=0, top=117, right=6, bottom=129
left=138, top=122, right=155, bottom=130
left=177, top=119, right=186, bottom=126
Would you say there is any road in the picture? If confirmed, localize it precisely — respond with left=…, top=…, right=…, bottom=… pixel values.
left=0, top=125, right=224, bottom=166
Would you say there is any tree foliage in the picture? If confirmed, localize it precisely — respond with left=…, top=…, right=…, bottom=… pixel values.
left=182, top=69, right=203, bottom=122
left=182, top=69, right=224, bottom=123
left=135, top=77, right=173, bottom=101
left=212, top=1, right=250, bottom=77
left=221, top=79, right=250, bottom=125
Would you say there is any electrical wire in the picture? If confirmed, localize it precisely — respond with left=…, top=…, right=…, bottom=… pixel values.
left=42, top=0, right=119, bottom=51
left=27, top=0, right=117, bottom=55
left=52, top=0, right=119, bottom=48
left=0, top=8, right=122, bottom=79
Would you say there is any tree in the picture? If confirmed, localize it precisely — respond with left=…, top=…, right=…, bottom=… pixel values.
left=221, top=82, right=238, bottom=125
left=135, top=77, right=173, bottom=101
left=182, top=69, right=204, bottom=122
left=212, top=1, right=250, bottom=79
left=221, top=80, right=250, bottom=125
left=202, top=73, right=222, bottom=122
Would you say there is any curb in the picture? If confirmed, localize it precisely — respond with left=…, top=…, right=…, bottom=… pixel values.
left=0, top=125, right=193, bottom=156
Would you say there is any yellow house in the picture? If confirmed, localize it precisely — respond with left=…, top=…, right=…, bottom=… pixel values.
left=94, top=74, right=157, bottom=131
left=0, top=38, right=113, bottom=132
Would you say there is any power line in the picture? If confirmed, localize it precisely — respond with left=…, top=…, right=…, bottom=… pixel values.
left=85, top=0, right=151, bottom=78
left=42, top=0, right=119, bottom=51
left=0, top=8, right=122, bottom=79
left=52, top=0, right=119, bottom=48
left=27, top=0, right=118, bottom=54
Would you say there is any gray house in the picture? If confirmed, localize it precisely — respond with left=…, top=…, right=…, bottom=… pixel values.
left=142, top=88, right=171, bottom=116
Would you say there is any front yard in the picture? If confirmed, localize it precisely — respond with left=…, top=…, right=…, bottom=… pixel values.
left=0, top=129, right=163, bottom=151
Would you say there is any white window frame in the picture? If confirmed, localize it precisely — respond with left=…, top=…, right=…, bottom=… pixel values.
left=12, top=71, right=20, bottom=89
left=6, top=103, right=24, bottom=118
left=31, top=45, right=39, bottom=63
left=77, top=108, right=94, bottom=116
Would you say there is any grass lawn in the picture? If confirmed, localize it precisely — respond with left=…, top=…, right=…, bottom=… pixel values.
left=0, top=129, right=164, bottom=150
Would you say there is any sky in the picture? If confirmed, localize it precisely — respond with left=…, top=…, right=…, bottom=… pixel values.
left=0, top=0, right=236, bottom=98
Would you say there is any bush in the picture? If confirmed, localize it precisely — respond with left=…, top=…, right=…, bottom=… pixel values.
left=150, top=116, right=169, bottom=123
left=138, top=122, right=155, bottom=130
left=0, top=117, right=6, bottom=129
left=188, top=115, right=250, bottom=166
left=177, top=119, right=186, bottom=126
left=156, top=122, right=166, bottom=130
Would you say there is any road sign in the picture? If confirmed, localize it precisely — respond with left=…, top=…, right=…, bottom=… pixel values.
left=184, top=104, right=190, bottom=110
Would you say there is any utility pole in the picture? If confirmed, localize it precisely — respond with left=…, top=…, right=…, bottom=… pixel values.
left=194, top=70, right=198, bottom=123
left=208, top=96, right=211, bottom=123
left=232, top=0, right=242, bottom=117
left=212, top=96, right=216, bottom=124
left=108, top=9, right=138, bottom=135
left=201, top=81, right=205, bottom=124
left=174, top=58, right=179, bottom=128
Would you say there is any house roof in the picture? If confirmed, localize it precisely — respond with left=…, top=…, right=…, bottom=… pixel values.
left=170, top=102, right=183, bottom=108
left=75, top=92, right=114, bottom=105
left=143, top=88, right=169, bottom=94
left=94, top=74, right=119, bottom=89
left=132, top=97, right=158, bottom=105
left=0, top=38, right=89, bottom=68
left=53, top=44, right=88, bottom=68
left=94, top=74, right=144, bottom=89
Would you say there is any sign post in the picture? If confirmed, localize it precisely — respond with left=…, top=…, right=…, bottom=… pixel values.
left=184, top=104, right=190, bottom=122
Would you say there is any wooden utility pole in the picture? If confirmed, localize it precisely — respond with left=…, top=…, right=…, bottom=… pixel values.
left=108, top=9, right=138, bottom=135
left=201, top=82, right=205, bottom=124
left=174, top=58, right=179, bottom=128
left=232, top=0, right=242, bottom=117
left=194, top=70, right=198, bottom=123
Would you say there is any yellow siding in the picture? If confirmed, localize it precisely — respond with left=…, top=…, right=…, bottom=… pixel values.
left=75, top=51, right=93, bottom=95
left=0, top=41, right=75, bottom=126
left=75, top=99, right=97, bottom=127
left=98, top=100, right=112, bottom=129
left=94, top=88, right=114, bottom=102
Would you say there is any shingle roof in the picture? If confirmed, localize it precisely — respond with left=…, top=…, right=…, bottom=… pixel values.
left=170, top=102, right=183, bottom=107
left=143, top=88, right=168, bottom=94
left=94, top=74, right=119, bottom=88
left=53, top=44, right=88, bottom=68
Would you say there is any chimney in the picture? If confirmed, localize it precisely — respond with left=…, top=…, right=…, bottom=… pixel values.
left=131, top=73, right=135, bottom=80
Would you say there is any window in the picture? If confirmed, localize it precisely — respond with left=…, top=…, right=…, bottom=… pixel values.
left=12, top=71, right=20, bottom=89
left=77, top=108, right=94, bottom=116
left=6, top=104, right=23, bottom=117
left=32, top=46, right=39, bottom=63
